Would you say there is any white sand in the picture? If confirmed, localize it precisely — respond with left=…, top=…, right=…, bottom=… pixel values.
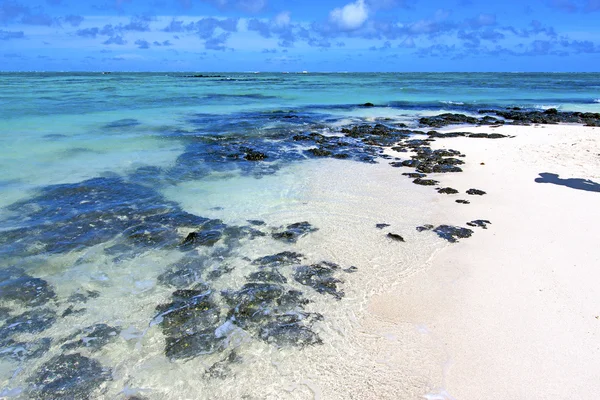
left=368, top=124, right=600, bottom=399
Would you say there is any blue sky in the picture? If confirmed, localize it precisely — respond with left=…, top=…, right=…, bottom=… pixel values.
left=1, top=0, right=599, bottom=71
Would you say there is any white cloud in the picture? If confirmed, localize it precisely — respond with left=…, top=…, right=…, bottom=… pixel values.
left=273, top=11, right=290, bottom=27
left=329, top=0, right=369, bottom=31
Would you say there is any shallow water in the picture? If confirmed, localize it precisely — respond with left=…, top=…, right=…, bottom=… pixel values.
left=1, top=72, right=599, bottom=399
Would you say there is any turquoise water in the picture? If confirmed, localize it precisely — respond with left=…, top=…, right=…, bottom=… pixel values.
left=1, top=72, right=599, bottom=399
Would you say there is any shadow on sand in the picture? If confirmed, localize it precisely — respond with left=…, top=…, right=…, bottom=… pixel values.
left=535, top=172, right=600, bottom=193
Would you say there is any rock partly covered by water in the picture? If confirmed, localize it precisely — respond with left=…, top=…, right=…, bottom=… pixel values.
left=417, top=224, right=474, bottom=243
left=28, top=353, right=111, bottom=399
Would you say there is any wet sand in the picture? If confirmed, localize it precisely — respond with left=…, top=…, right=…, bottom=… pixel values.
left=368, top=124, right=600, bottom=399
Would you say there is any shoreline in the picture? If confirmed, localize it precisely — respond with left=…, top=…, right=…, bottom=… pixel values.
left=366, top=123, right=600, bottom=399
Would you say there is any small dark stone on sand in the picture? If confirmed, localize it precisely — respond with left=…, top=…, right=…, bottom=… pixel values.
left=387, top=233, right=405, bottom=242
left=402, top=172, right=427, bottom=178
left=376, top=223, right=390, bottom=229
left=344, top=266, right=358, bottom=273
left=456, top=199, right=471, bottom=204
left=466, top=220, right=492, bottom=229
left=416, top=225, right=434, bottom=232
left=466, top=189, right=487, bottom=195
left=437, top=187, right=459, bottom=194
left=433, top=225, right=474, bottom=243
left=413, top=178, right=439, bottom=186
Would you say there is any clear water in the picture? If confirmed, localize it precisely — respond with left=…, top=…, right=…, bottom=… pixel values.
left=1, top=72, right=599, bottom=399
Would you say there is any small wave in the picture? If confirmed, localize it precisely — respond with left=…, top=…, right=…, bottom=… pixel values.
left=533, top=104, right=560, bottom=110
left=440, top=100, right=465, bottom=105
left=594, top=99, right=600, bottom=103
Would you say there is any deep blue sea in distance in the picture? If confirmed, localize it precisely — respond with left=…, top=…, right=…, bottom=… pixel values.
left=1, top=72, right=599, bottom=399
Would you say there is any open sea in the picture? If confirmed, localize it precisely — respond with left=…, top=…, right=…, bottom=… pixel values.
left=1, top=72, right=599, bottom=399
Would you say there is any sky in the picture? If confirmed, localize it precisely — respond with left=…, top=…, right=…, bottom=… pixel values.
left=1, top=0, right=600, bottom=71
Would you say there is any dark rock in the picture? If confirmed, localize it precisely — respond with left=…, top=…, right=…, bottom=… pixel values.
left=247, top=220, right=265, bottom=226
left=28, top=353, right=111, bottom=400
left=376, top=223, right=390, bottom=229
left=437, top=187, right=459, bottom=194
left=158, top=256, right=206, bottom=288
left=306, top=147, right=333, bottom=157
left=468, top=133, right=508, bottom=139
left=402, top=172, right=427, bottom=178
left=413, top=178, right=439, bottom=186
left=68, top=290, right=100, bottom=304
left=294, top=263, right=344, bottom=299
left=0, top=338, right=52, bottom=362
left=155, top=288, right=220, bottom=338
left=0, top=308, right=57, bottom=337
left=61, top=324, right=121, bottom=352
left=456, top=199, right=471, bottom=204
left=419, top=113, right=480, bottom=128
left=0, top=267, right=56, bottom=307
left=466, top=189, right=486, bottom=195
left=206, top=351, right=241, bottom=379
left=466, top=220, right=492, bottom=229
left=344, top=266, right=358, bottom=273
left=247, top=269, right=287, bottom=284
left=362, top=103, right=375, bottom=107
left=103, top=118, right=140, bottom=129
left=165, top=329, right=224, bottom=360
left=433, top=225, right=474, bottom=243
left=155, top=288, right=224, bottom=360
left=180, top=230, right=223, bottom=249
left=272, top=222, right=318, bottom=243
left=416, top=225, right=434, bottom=232
left=223, top=282, right=289, bottom=328
left=0, top=177, right=206, bottom=256
left=243, top=148, right=268, bottom=161
left=259, top=313, right=323, bottom=347
left=253, top=251, right=304, bottom=268
left=61, top=306, right=86, bottom=318
left=387, top=233, right=405, bottom=242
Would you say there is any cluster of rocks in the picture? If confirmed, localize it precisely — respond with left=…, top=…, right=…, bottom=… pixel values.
left=419, top=108, right=600, bottom=127
left=153, top=245, right=350, bottom=367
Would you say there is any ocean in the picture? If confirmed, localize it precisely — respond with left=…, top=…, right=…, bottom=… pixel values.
left=1, top=72, right=599, bottom=399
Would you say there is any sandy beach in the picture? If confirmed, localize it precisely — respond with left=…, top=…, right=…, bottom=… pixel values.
left=368, top=123, right=600, bottom=399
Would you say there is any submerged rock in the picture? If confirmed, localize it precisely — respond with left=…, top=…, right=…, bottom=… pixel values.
left=0, top=267, right=56, bottom=307
left=158, top=256, right=207, bottom=289
left=253, top=251, right=304, bottom=268
left=155, top=287, right=224, bottom=360
left=0, top=338, right=52, bottom=362
left=259, top=313, right=323, bottom=347
left=28, top=353, right=111, bottom=399
left=294, top=263, right=344, bottom=299
left=0, top=308, right=57, bottom=337
left=180, top=230, right=223, bottom=249
left=61, top=324, right=121, bottom=352
left=272, top=222, right=318, bottom=243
